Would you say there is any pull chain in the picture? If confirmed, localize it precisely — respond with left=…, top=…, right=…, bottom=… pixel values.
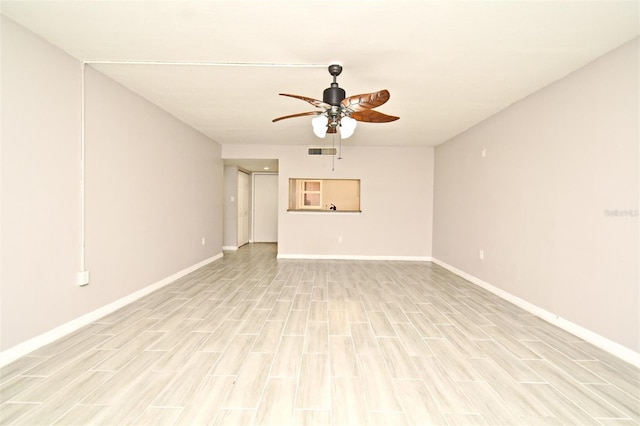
left=332, top=132, right=335, bottom=171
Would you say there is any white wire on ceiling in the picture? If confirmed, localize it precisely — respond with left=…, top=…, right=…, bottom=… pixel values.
left=84, top=60, right=329, bottom=68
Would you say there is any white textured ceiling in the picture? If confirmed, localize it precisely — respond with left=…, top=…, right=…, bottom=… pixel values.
left=2, top=0, right=638, bottom=151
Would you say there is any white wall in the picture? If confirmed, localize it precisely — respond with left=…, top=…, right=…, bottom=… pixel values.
left=223, top=144, right=434, bottom=259
left=433, top=39, right=639, bottom=353
left=1, top=17, right=223, bottom=352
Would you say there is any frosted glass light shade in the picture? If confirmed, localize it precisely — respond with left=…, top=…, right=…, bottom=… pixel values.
left=340, top=116, right=357, bottom=139
left=312, top=115, right=327, bottom=138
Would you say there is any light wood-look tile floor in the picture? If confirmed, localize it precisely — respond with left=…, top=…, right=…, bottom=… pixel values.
left=1, top=243, right=638, bottom=425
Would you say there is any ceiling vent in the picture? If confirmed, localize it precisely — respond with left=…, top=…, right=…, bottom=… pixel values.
left=308, top=147, right=337, bottom=156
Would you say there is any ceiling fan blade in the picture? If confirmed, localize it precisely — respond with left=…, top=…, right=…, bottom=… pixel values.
left=350, top=109, right=400, bottom=123
left=272, top=111, right=322, bottom=123
left=279, top=93, right=331, bottom=109
left=341, top=89, right=391, bottom=112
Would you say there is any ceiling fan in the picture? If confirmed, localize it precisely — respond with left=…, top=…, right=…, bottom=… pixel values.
left=272, top=64, right=399, bottom=139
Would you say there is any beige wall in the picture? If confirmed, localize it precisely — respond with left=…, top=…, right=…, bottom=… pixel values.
left=433, top=39, right=639, bottom=352
left=321, top=179, right=360, bottom=211
left=223, top=144, right=434, bottom=259
left=1, top=17, right=223, bottom=351
left=1, top=16, right=82, bottom=351
left=83, top=66, right=223, bottom=306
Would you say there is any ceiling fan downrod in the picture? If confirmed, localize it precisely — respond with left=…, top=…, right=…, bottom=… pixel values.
left=323, top=64, right=346, bottom=106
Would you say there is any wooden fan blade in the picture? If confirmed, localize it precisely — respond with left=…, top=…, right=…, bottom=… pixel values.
left=350, top=109, right=400, bottom=123
left=279, top=93, right=331, bottom=109
left=272, top=111, right=322, bottom=123
left=341, top=89, right=390, bottom=112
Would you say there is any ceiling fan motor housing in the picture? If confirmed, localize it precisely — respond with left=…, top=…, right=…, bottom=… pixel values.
left=323, top=84, right=345, bottom=106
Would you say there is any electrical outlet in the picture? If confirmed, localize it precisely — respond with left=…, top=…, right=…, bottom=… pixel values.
left=479, top=250, right=484, bottom=260
left=338, top=236, right=343, bottom=243
left=481, top=148, right=486, bottom=158
left=201, top=237, right=206, bottom=246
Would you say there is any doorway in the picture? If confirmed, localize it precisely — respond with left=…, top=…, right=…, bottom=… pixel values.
left=253, top=173, right=278, bottom=242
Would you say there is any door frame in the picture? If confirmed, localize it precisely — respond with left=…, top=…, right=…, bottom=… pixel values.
left=237, top=170, right=250, bottom=247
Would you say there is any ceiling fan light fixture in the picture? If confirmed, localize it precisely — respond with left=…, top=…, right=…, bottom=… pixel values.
left=340, top=116, right=357, bottom=139
left=312, top=115, right=327, bottom=138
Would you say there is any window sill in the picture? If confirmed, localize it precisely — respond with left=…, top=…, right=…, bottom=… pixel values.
left=287, top=209, right=362, bottom=214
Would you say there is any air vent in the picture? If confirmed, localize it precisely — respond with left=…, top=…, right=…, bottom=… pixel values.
left=308, top=147, right=337, bottom=156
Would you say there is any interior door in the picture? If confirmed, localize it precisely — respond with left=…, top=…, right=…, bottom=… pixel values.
left=253, top=173, right=278, bottom=242
left=237, top=171, right=250, bottom=247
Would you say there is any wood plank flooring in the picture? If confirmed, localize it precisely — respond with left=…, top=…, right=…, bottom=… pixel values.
left=1, top=243, right=638, bottom=425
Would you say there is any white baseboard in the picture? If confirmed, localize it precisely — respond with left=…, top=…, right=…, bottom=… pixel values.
left=0, top=252, right=223, bottom=368
left=222, top=245, right=238, bottom=251
left=277, top=253, right=432, bottom=262
left=431, top=257, right=640, bottom=368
